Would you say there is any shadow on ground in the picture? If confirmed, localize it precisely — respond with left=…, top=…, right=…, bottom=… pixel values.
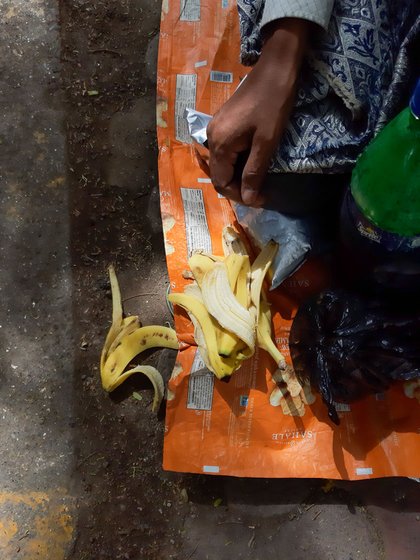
left=58, top=2, right=420, bottom=559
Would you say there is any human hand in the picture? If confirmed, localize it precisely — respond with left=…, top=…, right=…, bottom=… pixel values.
left=207, top=19, right=308, bottom=206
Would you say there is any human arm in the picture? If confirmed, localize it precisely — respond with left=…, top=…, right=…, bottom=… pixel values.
left=207, top=1, right=334, bottom=206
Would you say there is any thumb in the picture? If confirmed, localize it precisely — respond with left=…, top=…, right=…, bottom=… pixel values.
left=241, top=134, right=273, bottom=205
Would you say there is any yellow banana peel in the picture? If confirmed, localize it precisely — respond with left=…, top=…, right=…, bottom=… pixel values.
left=168, top=292, right=240, bottom=379
left=169, top=226, right=284, bottom=382
left=100, top=266, right=179, bottom=411
left=257, top=299, right=286, bottom=370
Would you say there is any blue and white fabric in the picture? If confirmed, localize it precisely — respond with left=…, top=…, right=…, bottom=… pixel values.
left=237, top=0, right=420, bottom=173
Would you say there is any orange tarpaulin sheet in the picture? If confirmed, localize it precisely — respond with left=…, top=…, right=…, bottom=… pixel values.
left=156, top=0, right=420, bottom=479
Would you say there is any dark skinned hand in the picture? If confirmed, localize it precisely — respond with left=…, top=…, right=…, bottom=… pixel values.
left=207, top=18, right=309, bottom=206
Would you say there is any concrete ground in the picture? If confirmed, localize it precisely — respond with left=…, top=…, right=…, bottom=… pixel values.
left=0, top=1, right=419, bottom=559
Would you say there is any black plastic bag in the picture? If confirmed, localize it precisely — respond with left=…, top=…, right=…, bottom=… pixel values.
left=289, top=290, right=420, bottom=424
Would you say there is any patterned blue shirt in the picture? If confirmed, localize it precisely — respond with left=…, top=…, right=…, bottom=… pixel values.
left=237, top=0, right=419, bottom=173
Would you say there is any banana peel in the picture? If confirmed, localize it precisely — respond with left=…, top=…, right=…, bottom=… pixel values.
left=217, top=253, right=249, bottom=355
left=222, top=225, right=248, bottom=256
left=201, top=262, right=255, bottom=353
left=100, top=266, right=179, bottom=410
left=102, top=325, right=179, bottom=389
left=170, top=226, right=285, bottom=382
left=235, top=255, right=251, bottom=309
left=107, top=365, right=164, bottom=411
left=188, top=252, right=222, bottom=287
left=168, top=292, right=240, bottom=379
left=100, top=265, right=123, bottom=372
left=187, top=258, right=249, bottom=359
left=250, top=240, right=278, bottom=319
left=257, top=299, right=286, bottom=370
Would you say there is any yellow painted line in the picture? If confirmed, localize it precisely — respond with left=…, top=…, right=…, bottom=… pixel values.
left=0, top=490, right=75, bottom=560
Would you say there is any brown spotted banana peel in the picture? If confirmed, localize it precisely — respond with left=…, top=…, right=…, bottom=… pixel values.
left=102, top=325, right=179, bottom=390
left=100, top=266, right=179, bottom=410
left=188, top=252, right=221, bottom=287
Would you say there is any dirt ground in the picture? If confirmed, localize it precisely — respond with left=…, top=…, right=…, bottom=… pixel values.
left=1, top=1, right=420, bottom=559
left=59, top=1, right=188, bottom=557
left=58, top=2, right=420, bottom=559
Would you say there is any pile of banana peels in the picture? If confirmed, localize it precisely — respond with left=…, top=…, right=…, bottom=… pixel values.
left=100, top=226, right=295, bottom=407
left=169, top=226, right=286, bottom=380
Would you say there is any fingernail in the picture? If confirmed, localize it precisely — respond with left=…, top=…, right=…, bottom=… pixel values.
left=242, top=188, right=258, bottom=205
